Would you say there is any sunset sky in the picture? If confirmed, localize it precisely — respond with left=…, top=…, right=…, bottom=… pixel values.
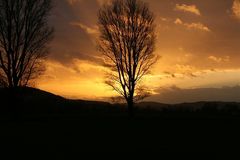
left=37, top=0, right=240, bottom=103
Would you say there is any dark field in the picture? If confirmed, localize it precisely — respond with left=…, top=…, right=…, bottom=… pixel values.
left=0, top=88, right=240, bottom=158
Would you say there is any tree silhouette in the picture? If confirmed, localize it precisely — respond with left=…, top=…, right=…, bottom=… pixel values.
left=0, top=0, right=53, bottom=88
left=98, top=0, right=157, bottom=116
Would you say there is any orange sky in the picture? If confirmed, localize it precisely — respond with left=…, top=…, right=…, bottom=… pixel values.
left=37, top=0, right=240, bottom=103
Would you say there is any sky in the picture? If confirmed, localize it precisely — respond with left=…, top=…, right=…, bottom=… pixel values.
left=37, top=0, right=240, bottom=103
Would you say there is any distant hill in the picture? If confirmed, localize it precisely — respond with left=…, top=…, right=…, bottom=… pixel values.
left=0, top=87, right=126, bottom=118
left=1, top=87, right=240, bottom=118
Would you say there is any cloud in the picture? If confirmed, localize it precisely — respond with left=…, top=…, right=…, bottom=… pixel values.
left=186, top=22, right=211, bottom=32
left=160, top=17, right=168, bottom=21
left=164, top=64, right=207, bottom=78
left=40, top=0, right=240, bottom=99
left=70, top=22, right=99, bottom=35
left=208, top=56, right=230, bottom=63
left=174, top=18, right=183, bottom=25
left=146, top=86, right=240, bottom=104
left=175, top=4, right=201, bottom=16
left=37, top=59, right=114, bottom=99
left=232, top=0, right=240, bottom=19
left=174, top=18, right=210, bottom=32
left=156, top=63, right=210, bottom=81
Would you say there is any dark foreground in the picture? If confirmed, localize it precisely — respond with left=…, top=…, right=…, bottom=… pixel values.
left=0, top=88, right=240, bottom=158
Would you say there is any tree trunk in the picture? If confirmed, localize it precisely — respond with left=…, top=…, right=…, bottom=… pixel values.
left=13, top=77, right=19, bottom=88
left=127, top=98, right=134, bottom=118
left=7, top=74, right=13, bottom=88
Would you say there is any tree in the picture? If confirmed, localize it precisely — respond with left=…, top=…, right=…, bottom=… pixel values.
left=98, top=0, right=157, bottom=116
left=0, top=0, right=53, bottom=88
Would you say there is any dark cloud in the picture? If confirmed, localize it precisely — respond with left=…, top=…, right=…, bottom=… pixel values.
left=146, top=85, right=240, bottom=104
left=48, top=0, right=101, bottom=64
left=48, top=0, right=240, bottom=70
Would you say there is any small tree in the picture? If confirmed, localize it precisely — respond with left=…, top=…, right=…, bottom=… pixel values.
left=0, top=0, right=54, bottom=88
left=98, top=0, right=157, bottom=116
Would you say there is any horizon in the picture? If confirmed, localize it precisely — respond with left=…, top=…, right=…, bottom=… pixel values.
left=38, top=85, right=240, bottom=104
left=35, top=0, right=240, bottom=103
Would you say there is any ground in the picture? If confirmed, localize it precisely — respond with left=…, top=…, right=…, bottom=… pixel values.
left=0, top=87, right=240, bottom=158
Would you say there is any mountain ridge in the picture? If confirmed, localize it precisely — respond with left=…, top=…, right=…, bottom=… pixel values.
left=1, top=87, right=240, bottom=116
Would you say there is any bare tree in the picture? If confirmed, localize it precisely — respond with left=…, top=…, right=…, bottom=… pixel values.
left=0, top=70, right=7, bottom=87
left=0, top=0, right=53, bottom=88
left=98, top=0, right=157, bottom=116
